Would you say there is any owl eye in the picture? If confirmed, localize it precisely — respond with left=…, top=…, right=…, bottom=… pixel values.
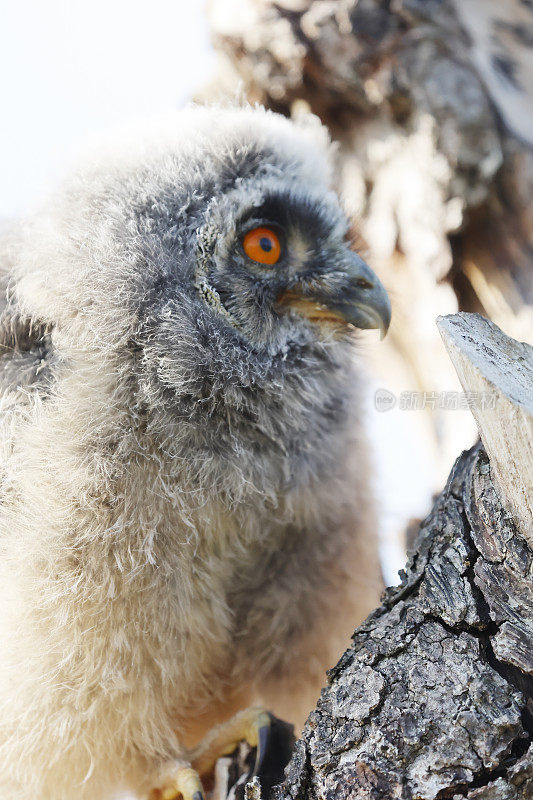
left=242, top=227, right=281, bottom=265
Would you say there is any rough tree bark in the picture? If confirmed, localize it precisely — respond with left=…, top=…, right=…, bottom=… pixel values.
left=272, top=446, right=532, bottom=799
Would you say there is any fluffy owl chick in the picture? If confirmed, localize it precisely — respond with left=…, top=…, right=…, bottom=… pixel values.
left=0, top=105, right=390, bottom=800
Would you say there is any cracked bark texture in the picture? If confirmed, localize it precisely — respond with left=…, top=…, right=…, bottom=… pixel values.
left=268, top=443, right=533, bottom=799
left=206, top=0, right=533, bottom=481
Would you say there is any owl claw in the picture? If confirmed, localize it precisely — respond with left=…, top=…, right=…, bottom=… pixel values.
left=191, top=706, right=271, bottom=781
left=252, top=720, right=270, bottom=777
left=149, top=765, right=204, bottom=800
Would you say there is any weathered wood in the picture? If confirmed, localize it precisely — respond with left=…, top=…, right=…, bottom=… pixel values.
left=438, top=313, right=533, bottom=549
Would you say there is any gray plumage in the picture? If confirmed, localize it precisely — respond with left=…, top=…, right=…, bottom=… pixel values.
left=0, top=105, right=389, bottom=800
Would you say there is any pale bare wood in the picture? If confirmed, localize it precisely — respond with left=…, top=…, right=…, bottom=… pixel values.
left=438, top=312, right=533, bottom=547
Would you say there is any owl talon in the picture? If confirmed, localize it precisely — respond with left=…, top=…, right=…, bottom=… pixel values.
left=191, top=707, right=271, bottom=780
left=253, top=720, right=270, bottom=776
left=149, top=765, right=204, bottom=800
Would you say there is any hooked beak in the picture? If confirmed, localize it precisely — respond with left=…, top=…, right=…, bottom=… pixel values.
left=278, top=255, right=391, bottom=339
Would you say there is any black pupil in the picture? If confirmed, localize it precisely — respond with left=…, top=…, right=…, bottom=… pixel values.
left=260, top=236, right=273, bottom=252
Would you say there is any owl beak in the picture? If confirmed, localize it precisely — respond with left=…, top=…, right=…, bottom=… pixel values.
left=327, top=255, right=391, bottom=338
left=278, top=255, right=391, bottom=338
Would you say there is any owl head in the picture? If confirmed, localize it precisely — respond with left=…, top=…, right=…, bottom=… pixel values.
left=10, top=106, right=390, bottom=432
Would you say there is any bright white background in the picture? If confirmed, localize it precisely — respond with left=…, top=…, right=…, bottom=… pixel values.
left=1, top=1, right=215, bottom=217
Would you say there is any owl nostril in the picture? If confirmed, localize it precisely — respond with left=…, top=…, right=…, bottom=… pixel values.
left=355, top=278, right=373, bottom=290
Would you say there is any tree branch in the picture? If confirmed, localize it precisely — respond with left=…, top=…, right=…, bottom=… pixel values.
left=438, top=312, right=533, bottom=548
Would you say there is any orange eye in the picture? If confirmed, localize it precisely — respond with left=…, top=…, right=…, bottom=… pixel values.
left=242, top=227, right=281, bottom=265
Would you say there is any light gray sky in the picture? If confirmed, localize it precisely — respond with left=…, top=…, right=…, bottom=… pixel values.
left=1, top=0, right=215, bottom=217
